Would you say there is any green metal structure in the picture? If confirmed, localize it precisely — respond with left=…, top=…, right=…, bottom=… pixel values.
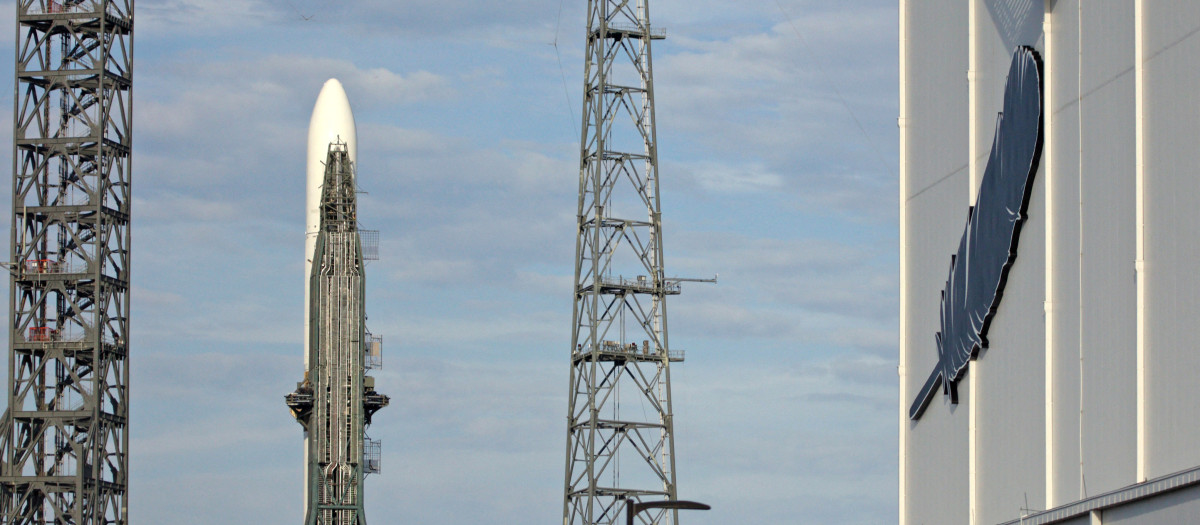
left=287, top=142, right=388, bottom=525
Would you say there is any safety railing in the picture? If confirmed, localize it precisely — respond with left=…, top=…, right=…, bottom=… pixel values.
left=605, top=24, right=667, bottom=39
left=363, top=438, right=382, bottom=474
left=597, top=275, right=681, bottom=294
left=364, top=334, right=383, bottom=369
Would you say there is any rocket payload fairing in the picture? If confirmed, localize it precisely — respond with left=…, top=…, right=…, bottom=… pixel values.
left=286, top=79, right=390, bottom=525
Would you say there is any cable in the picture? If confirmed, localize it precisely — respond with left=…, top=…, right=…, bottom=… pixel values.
left=281, top=0, right=314, bottom=21
left=281, top=0, right=340, bottom=22
left=773, top=1, right=896, bottom=176
left=553, top=0, right=579, bottom=136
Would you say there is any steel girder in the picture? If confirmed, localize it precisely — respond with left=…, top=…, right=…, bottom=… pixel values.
left=1, top=1, right=132, bottom=524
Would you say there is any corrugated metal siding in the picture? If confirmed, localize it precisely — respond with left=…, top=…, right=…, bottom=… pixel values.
left=901, top=1, right=970, bottom=523
left=1105, top=484, right=1200, bottom=523
left=1047, top=0, right=1084, bottom=506
left=971, top=3, right=1049, bottom=524
left=1141, top=1, right=1200, bottom=480
left=1077, top=0, right=1138, bottom=497
left=974, top=179, right=1048, bottom=525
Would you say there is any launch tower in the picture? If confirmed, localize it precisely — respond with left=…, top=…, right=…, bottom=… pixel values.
left=0, top=1, right=134, bottom=523
left=286, top=80, right=388, bottom=525
left=563, top=1, right=692, bottom=524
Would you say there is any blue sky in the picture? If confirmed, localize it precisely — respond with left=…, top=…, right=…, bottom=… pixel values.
left=0, top=1, right=898, bottom=523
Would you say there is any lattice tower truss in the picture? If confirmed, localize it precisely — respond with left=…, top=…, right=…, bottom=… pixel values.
left=286, top=143, right=388, bottom=525
left=563, top=1, right=684, bottom=524
left=0, top=1, right=133, bottom=523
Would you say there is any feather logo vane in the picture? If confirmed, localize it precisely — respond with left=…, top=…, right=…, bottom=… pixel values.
left=909, top=47, right=1044, bottom=421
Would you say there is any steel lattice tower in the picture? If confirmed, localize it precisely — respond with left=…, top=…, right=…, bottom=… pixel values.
left=563, top=1, right=685, bottom=524
left=0, top=0, right=134, bottom=523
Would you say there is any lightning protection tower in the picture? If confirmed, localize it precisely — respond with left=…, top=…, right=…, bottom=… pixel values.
left=0, top=0, right=134, bottom=523
left=563, top=1, right=688, bottom=524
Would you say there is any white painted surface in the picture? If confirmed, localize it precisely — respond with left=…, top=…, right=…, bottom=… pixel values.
left=1141, top=1, right=1200, bottom=481
left=1046, top=2, right=1083, bottom=504
left=901, top=1, right=969, bottom=523
left=1077, top=0, right=1138, bottom=499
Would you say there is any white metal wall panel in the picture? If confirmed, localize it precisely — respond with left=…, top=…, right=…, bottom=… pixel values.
left=973, top=179, right=1047, bottom=525
left=901, top=1, right=970, bottom=523
left=971, top=4, right=1049, bottom=524
left=1046, top=0, right=1084, bottom=506
left=1141, top=2, right=1200, bottom=480
left=903, top=179, right=971, bottom=525
left=1076, top=0, right=1138, bottom=498
left=903, top=6, right=970, bottom=197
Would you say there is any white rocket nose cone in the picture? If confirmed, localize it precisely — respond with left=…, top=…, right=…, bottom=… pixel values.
left=307, top=78, right=358, bottom=238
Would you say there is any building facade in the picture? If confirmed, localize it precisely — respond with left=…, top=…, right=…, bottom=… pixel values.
left=900, top=2, right=1200, bottom=523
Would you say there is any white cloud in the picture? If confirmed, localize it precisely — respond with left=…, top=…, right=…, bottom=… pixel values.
left=681, top=161, right=786, bottom=193
left=650, top=2, right=898, bottom=219
left=139, top=0, right=273, bottom=36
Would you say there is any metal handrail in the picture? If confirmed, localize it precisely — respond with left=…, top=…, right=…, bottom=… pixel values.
left=23, top=260, right=86, bottom=274
left=606, top=23, right=667, bottom=39
left=578, top=341, right=683, bottom=361
left=597, top=275, right=681, bottom=294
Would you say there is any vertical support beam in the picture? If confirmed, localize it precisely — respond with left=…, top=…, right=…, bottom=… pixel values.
left=0, top=1, right=134, bottom=523
left=1133, top=0, right=1147, bottom=484
left=897, top=0, right=909, bottom=523
left=968, top=0, right=980, bottom=201
left=1043, top=0, right=1057, bottom=508
left=1076, top=0, right=1086, bottom=500
left=966, top=3, right=979, bottom=524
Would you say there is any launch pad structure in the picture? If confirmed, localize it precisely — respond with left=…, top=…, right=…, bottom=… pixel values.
left=286, top=93, right=389, bottom=524
left=0, top=0, right=134, bottom=523
left=564, top=1, right=705, bottom=524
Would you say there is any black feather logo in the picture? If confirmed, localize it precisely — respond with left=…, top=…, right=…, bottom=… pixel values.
left=909, top=46, right=1044, bottom=421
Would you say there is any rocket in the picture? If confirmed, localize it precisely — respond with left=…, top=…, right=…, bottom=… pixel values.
left=287, top=78, right=389, bottom=525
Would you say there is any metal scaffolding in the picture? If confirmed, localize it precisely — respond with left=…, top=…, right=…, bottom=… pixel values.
left=287, top=142, right=389, bottom=525
left=563, top=1, right=686, bottom=524
left=0, top=1, right=134, bottom=523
